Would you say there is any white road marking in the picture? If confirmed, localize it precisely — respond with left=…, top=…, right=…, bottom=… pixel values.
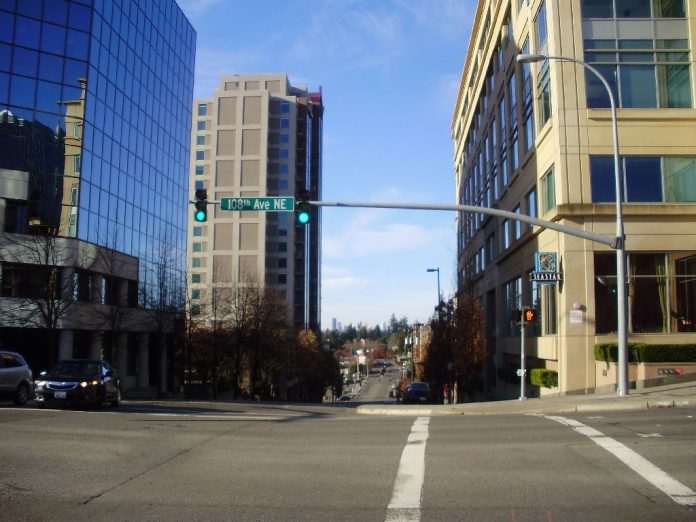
left=385, top=416, right=430, bottom=522
left=544, top=415, right=696, bottom=506
left=637, top=433, right=663, bottom=438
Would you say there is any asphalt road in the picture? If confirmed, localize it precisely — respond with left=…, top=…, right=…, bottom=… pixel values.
left=1, top=400, right=694, bottom=521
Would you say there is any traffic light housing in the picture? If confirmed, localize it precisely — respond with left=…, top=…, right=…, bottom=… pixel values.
left=194, top=188, right=208, bottom=222
left=296, top=189, right=311, bottom=225
left=523, top=308, right=538, bottom=324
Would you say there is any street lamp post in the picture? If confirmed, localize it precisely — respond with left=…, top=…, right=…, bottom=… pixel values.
left=517, top=53, right=628, bottom=397
left=426, top=267, right=441, bottom=307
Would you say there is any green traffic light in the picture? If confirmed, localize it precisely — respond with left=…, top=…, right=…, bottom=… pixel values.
left=297, top=211, right=310, bottom=224
left=195, top=209, right=207, bottom=222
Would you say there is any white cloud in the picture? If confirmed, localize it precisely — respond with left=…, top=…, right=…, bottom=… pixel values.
left=178, top=0, right=226, bottom=17
left=322, top=266, right=366, bottom=290
left=323, top=211, right=452, bottom=260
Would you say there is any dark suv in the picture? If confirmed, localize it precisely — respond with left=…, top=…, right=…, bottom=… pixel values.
left=34, top=359, right=121, bottom=408
left=0, top=350, right=33, bottom=405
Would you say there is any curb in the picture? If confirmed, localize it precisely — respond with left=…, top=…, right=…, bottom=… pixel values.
left=356, top=397, right=693, bottom=416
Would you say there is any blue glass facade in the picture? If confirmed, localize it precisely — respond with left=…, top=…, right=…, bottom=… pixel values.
left=0, top=0, right=195, bottom=299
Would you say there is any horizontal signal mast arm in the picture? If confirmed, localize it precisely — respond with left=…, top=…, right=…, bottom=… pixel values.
left=309, top=200, right=618, bottom=249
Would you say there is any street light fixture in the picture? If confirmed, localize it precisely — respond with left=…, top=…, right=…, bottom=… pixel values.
left=517, top=53, right=629, bottom=397
left=426, top=267, right=441, bottom=307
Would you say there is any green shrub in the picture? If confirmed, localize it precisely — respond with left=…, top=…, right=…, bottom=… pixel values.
left=594, top=343, right=696, bottom=363
left=530, top=368, right=558, bottom=388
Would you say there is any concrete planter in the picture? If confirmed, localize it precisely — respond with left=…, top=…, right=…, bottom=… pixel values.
left=596, top=362, right=696, bottom=390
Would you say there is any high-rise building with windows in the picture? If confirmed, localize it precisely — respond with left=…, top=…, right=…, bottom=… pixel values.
left=0, top=0, right=195, bottom=394
left=189, top=74, right=323, bottom=333
left=452, top=0, right=695, bottom=397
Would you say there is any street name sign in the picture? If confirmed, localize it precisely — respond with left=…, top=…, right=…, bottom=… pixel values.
left=220, top=196, right=294, bottom=212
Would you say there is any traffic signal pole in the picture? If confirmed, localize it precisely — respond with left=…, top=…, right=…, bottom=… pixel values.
left=520, top=311, right=526, bottom=401
left=309, top=199, right=630, bottom=395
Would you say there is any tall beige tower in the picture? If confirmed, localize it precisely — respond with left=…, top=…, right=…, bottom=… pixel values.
left=188, top=74, right=323, bottom=331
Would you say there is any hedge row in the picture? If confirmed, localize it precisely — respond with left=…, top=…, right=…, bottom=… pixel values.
left=530, top=368, right=558, bottom=388
left=594, top=343, right=696, bottom=363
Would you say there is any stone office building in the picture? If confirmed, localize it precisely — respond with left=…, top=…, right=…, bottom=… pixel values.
left=452, top=0, right=696, bottom=397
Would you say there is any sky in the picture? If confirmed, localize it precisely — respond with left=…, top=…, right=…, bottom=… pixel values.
left=178, top=0, right=477, bottom=329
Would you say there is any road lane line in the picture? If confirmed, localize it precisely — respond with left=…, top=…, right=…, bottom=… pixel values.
left=544, top=415, right=696, bottom=506
left=385, top=416, right=430, bottom=522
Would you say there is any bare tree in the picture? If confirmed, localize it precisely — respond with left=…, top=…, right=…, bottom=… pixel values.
left=0, top=230, right=88, bottom=365
left=138, top=231, right=186, bottom=395
left=86, top=227, right=138, bottom=366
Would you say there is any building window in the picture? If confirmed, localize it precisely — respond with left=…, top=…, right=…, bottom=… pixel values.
left=581, top=0, right=686, bottom=18
left=196, top=151, right=204, bottom=161
left=73, top=154, right=81, bottom=173
left=513, top=205, right=522, bottom=240
left=279, top=148, right=288, bottom=159
left=194, top=180, right=204, bottom=191
left=195, top=165, right=204, bottom=176
left=196, top=136, right=205, bottom=145
left=526, top=187, right=537, bottom=220
left=521, top=39, right=535, bottom=153
left=198, top=104, right=207, bottom=116
left=192, top=258, right=201, bottom=268
left=191, top=274, right=201, bottom=284
left=280, top=133, right=289, bottom=144
left=486, top=233, right=496, bottom=264
left=504, top=277, right=523, bottom=336
left=541, top=167, right=556, bottom=213
left=537, top=61, right=552, bottom=127
left=280, top=102, right=290, bottom=113
left=193, top=242, right=202, bottom=252
left=280, top=118, right=289, bottom=129
left=193, top=227, right=203, bottom=237
left=191, top=289, right=201, bottom=300
left=535, top=1, right=548, bottom=51
left=595, top=252, right=695, bottom=335
left=591, top=155, right=696, bottom=203
left=584, top=37, right=692, bottom=109
left=499, top=96, right=509, bottom=187
left=191, top=305, right=201, bottom=316
left=278, top=274, right=287, bottom=284
left=197, top=121, right=206, bottom=131
left=542, top=284, right=557, bottom=335
left=509, top=72, right=520, bottom=172
left=502, top=219, right=511, bottom=249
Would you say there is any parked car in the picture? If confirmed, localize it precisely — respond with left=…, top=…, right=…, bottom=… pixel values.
left=402, top=382, right=434, bottom=404
left=0, top=350, right=33, bottom=405
left=34, top=359, right=121, bottom=409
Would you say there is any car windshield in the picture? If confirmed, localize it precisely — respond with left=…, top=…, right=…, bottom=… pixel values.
left=49, top=361, right=100, bottom=378
left=409, top=383, right=428, bottom=390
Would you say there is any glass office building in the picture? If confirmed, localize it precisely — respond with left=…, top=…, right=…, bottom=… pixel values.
left=0, top=0, right=195, bottom=390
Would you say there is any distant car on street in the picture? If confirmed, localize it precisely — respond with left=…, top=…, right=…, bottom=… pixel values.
left=0, top=350, right=33, bottom=405
left=337, top=395, right=352, bottom=402
left=402, top=382, right=434, bottom=404
left=34, top=359, right=121, bottom=409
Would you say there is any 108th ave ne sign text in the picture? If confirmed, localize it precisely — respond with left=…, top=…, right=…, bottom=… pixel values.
left=220, top=197, right=294, bottom=212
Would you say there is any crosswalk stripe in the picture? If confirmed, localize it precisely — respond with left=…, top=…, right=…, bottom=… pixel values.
left=385, top=416, right=430, bottom=522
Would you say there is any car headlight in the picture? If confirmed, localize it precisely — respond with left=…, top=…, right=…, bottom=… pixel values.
left=35, top=380, right=46, bottom=387
left=80, top=380, right=100, bottom=388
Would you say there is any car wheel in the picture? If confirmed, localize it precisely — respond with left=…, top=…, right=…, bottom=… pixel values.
left=110, top=388, right=121, bottom=408
left=14, top=382, right=30, bottom=405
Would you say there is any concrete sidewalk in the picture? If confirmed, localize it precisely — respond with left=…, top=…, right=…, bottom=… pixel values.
left=356, top=381, right=696, bottom=416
